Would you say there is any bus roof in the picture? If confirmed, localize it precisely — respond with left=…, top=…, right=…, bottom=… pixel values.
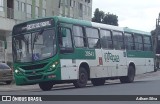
left=91, top=22, right=123, bottom=31
left=13, top=16, right=150, bottom=36
left=123, top=27, right=151, bottom=36
left=56, top=16, right=123, bottom=31
left=56, top=16, right=92, bottom=27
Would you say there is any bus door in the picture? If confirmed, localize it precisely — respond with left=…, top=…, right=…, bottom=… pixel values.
left=58, top=23, right=78, bottom=80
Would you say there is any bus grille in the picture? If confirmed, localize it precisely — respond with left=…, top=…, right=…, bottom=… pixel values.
left=25, top=70, right=44, bottom=75
left=20, top=63, right=48, bottom=70
left=27, top=75, right=42, bottom=80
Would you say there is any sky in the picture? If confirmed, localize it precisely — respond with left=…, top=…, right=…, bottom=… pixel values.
left=92, top=0, right=160, bottom=32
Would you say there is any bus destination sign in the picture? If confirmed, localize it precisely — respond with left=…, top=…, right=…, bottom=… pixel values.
left=13, top=18, right=54, bottom=35
left=24, top=21, right=51, bottom=31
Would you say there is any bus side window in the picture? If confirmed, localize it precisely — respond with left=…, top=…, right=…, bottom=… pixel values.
left=143, top=36, right=152, bottom=51
left=112, top=31, right=124, bottom=50
left=73, top=26, right=86, bottom=47
left=134, top=34, right=143, bottom=51
left=124, top=33, right=135, bottom=50
left=100, top=29, right=113, bottom=49
left=59, top=27, right=73, bottom=53
left=86, top=27, right=100, bottom=48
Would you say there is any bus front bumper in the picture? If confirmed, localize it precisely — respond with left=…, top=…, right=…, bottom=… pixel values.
left=14, top=71, right=61, bottom=85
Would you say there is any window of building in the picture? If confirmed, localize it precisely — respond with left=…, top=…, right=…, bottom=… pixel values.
left=70, top=0, right=74, bottom=7
left=42, top=9, right=46, bottom=17
left=85, top=5, right=87, bottom=15
left=0, top=0, right=4, bottom=11
left=42, top=0, right=46, bottom=9
left=21, top=2, right=25, bottom=12
left=73, top=26, right=86, bottom=47
left=26, top=4, right=32, bottom=18
left=143, top=36, right=152, bottom=51
left=74, top=1, right=76, bottom=7
left=65, top=0, right=69, bottom=6
left=65, top=7, right=69, bottom=17
left=134, top=34, right=143, bottom=51
left=100, top=29, right=113, bottom=49
left=112, top=31, right=124, bottom=50
left=86, top=27, right=100, bottom=48
left=88, top=7, right=91, bottom=16
left=15, top=0, right=20, bottom=11
left=85, top=0, right=91, bottom=3
left=35, top=6, right=39, bottom=18
left=78, top=3, right=83, bottom=17
left=124, top=33, right=134, bottom=50
left=35, top=0, right=39, bottom=6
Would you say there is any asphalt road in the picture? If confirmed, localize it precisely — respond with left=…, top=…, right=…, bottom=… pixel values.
left=0, top=70, right=160, bottom=104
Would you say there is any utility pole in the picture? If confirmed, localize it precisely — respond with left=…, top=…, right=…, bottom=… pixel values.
left=154, top=13, right=160, bottom=71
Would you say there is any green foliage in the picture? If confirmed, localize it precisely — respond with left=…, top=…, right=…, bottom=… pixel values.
left=92, top=8, right=118, bottom=26
left=92, top=8, right=104, bottom=23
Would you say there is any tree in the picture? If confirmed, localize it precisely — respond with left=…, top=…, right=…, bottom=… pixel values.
left=102, top=13, right=118, bottom=26
left=92, top=8, right=104, bottom=23
left=92, top=8, right=118, bottom=26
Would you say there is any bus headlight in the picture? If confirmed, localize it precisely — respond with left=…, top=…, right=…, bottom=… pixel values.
left=52, top=64, right=56, bottom=68
left=14, top=68, right=24, bottom=75
left=15, top=70, right=19, bottom=73
left=48, top=61, right=59, bottom=72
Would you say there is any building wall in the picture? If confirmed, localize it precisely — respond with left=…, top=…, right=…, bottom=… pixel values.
left=0, top=0, right=92, bottom=65
left=59, top=0, right=92, bottom=21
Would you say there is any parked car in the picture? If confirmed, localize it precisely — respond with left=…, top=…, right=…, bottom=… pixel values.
left=0, top=63, right=13, bottom=85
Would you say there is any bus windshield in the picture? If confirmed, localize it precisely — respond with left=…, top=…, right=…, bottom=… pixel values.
left=12, top=28, right=56, bottom=63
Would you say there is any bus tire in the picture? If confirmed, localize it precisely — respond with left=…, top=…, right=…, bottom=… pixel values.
left=73, top=67, right=88, bottom=88
left=91, top=78, right=105, bottom=86
left=39, top=81, right=54, bottom=91
left=120, top=65, right=135, bottom=83
left=6, top=81, right=12, bottom=85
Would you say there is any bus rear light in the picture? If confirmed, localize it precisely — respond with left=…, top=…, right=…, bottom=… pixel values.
left=48, top=75, right=56, bottom=79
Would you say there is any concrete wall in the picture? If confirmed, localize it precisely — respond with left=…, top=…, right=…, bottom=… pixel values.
left=0, top=17, right=15, bottom=31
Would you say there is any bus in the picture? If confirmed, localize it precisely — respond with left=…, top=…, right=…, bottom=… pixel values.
left=12, top=16, right=154, bottom=91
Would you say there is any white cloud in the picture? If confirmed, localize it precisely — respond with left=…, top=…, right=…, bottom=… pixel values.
left=92, top=0, right=160, bottom=32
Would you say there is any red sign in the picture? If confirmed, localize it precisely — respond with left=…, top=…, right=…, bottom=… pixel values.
left=99, top=57, right=103, bottom=65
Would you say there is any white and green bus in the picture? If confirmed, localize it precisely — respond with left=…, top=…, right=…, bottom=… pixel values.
left=12, top=16, right=154, bottom=91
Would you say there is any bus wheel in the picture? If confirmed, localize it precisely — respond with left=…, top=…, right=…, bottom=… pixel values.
left=6, top=81, right=12, bottom=85
left=39, top=81, right=54, bottom=91
left=91, top=78, right=105, bottom=86
left=73, top=67, right=88, bottom=88
left=120, top=65, right=135, bottom=83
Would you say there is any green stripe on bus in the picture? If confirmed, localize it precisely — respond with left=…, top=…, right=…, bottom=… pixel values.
left=127, top=51, right=154, bottom=58
left=60, top=49, right=96, bottom=59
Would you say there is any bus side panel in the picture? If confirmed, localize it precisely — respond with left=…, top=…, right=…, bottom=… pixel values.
left=127, top=58, right=146, bottom=75
left=90, top=49, right=107, bottom=78
left=60, top=59, right=78, bottom=80
left=127, top=51, right=154, bottom=75
left=145, top=58, right=154, bottom=72
left=101, top=50, right=128, bottom=77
